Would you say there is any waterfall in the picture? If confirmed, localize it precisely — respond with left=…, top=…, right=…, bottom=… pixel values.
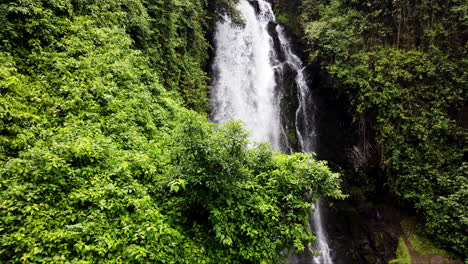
left=211, top=0, right=282, bottom=150
left=309, top=202, right=333, bottom=264
left=211, top=0, right=333, bottom=263
left=275, top=25, right=333, bottom=264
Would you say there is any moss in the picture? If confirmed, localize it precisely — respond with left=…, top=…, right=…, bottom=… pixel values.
left=389, top=238, right=411, bottom=264
left=276, top=14, right=292, bottom=27
left=273, top=3, right=302, bottom=37
left=400, top=219, right=453, bottom=258
left=286, top=130, right=298, bottom=148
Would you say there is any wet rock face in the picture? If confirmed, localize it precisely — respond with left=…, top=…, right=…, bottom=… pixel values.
left=309, top=56, right=405, bottom=264
left=309, top=69, right=401, bottom=264
left=268, top=22, right=286, bottom=62
left=267, top=21, right=299, bottom=152
left=247, top=0, right=260, bottom=13
left=322, top=202, right=400, bottom=264
left=276, top=62, right=300, bottom=152
left=268, top=20, right=315, bottom=153
left=311, top=71, right=359, bottom=168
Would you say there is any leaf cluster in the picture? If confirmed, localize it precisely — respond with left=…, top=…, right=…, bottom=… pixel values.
left=1, top=0, right=211, bottom=113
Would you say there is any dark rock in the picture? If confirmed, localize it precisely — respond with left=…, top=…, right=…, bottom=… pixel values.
left=268, top=20, right=300, bottom=153
left=268, top=22, right=286, bottom=62
left=276, top=62, right=299, bottom=152
left=247, top=0, right=260, bottom=14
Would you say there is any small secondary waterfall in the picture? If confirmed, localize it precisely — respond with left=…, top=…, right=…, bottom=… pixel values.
left=275, top=25, right=333, bottom=264
left=211, top=0, right=333, bottom=263
left=309, top=202, right=333, bottom=264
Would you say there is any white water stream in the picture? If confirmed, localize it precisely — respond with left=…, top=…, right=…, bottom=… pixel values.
left=211, top=0, right=281, bottom=149
left=211, top=0, right=333, bottom=263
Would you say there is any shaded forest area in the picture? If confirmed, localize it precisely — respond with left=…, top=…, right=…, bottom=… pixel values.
left=283, top=0, right=467, bottom=260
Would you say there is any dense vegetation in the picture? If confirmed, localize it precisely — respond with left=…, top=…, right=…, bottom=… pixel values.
left=1, top=0, right=211, bottom=113
left=298, top=0, right=467, bottom=258
left=0, top=0, right=345, bottom=262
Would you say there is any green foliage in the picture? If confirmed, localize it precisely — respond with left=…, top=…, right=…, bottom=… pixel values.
left=163, top=117, right=345, bottom=262
left=0, top=20, right=198, bottom=262
left=0, top=0, right=210, bottom=113
left=133, top=0, right=211, bottom=113
left=274, top=0, right=303, bottom=37
left=210, top=0, right=244, bottom=26
left=400, top=218, right=452, bottom=258
left=300, top=0, right=468, bottom=257
left=276, top=13, right=292, bottom=28
left=0, top=0, right=344, bottom=262
left=389, top=238, right=412, bottom=264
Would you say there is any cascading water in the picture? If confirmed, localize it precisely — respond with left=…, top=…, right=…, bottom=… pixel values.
left=275, top=25, right=333, bottom=264
left=211, top=0, right=283, bottom=150
left=211, top=0, right=332, bottom=263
